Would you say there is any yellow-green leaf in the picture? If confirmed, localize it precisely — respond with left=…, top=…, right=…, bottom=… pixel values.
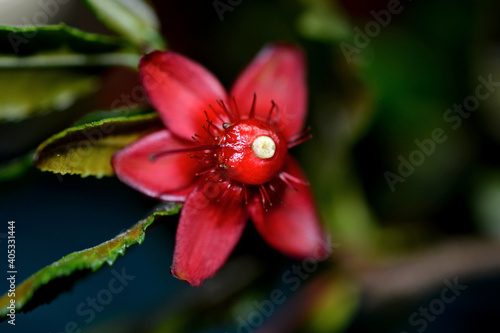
left=33, top=112, right=163, bottom=177
left=83, top=0, right=166, bottom=52
left=0, top=68, right=98, bottom=122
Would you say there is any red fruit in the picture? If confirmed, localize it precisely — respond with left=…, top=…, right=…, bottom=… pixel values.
left=219, top=118, right=288, bottom=185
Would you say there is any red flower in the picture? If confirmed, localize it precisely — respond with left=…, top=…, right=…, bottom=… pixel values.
left=112, top=44, right=328, bottom=286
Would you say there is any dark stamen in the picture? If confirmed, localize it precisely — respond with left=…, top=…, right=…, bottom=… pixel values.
left=231, top=95, right=241, bottom=120
left=260, top=184, right=272, bottom=208
left=268, top=183, right=283, bottom=204
left=266, top=100, right=280, bottom=126
left=273, top=102, right=280, bottom=126
left=150, top=144, right=220, bottom=161
left=217, top=99, right=236, bottom=123
left=287, top=135, right=312, bottom=149
left=279, top=173, right=299, bottom=192
left=266, top=100, right=276, bottom=124
left=204, top=110, right=222, bottom=138
left=258, top=185, right=269, bottom=211
left=249, top=93, right=257, bottom=119
left=280, top=171, right=310, bottom=189
left=209, top=104, right=226, bottom=123
left=287, top=127, right=312, bottom=149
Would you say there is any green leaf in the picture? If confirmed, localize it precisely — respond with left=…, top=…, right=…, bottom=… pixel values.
left=0, top=25, right=140, bottom=121
left=0, top=23, right=126, bottom=56
left=33, top=112, right=163, bottom=177
left=303, top=275, right=360, bottom=333
left=72, top=106, right=152, bottom=126
left=0, top=24, right=140, bottom=68
left=83, top=0, right=166, bottom=52
left=0, top=152, right=33, bottom=182
left=297, top=0, right=352, bottom=42
left=0, top=52, right=141, bottom=69
left=0, top=69, right=98, bottom=122
left=0, top=204, right=181, bottom=319
left=472, top=170, right=500, bottom=239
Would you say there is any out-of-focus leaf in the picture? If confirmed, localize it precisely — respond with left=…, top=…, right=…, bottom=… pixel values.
left=83, top=0, right=166, bottom=52
left=327, top=176, right=378, bottom=252
left=247, top=274, right=359, bottom=333
left=473, top=170, right=500, bottom=238
left=0, top=24, right=140, bottom=68
left=0, top=69, right=98, bottom=122
left=301, top=275, right=360, bottom=333
left=0, top=52, right=141, bottom=69
left=0, top=204, right=181, bottom=320
left=354, top=30, right=473, bottom=218
left=297, top=0, right=352, bottom=42
left=0, top=23, right=126, bottom=56
left=33, top=112, right=162, bottom=177
left=0, top=152, right=32, bottom=182
left=0, top=25, right=139, bottom=122
left=478, top=48, right=500, bottom=145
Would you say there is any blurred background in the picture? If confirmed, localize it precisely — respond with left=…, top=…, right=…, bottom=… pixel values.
left=1, top=0, right=500, bottom=332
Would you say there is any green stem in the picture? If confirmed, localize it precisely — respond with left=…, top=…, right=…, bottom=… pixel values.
left=0, top=53, right=141, bottom=70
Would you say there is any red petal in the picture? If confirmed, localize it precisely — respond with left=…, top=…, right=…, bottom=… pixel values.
left=112, top=130, right=202, bottom=201
left=171, top=181, right=247, bottom=286
left=249, top=158, right=328, bottom=259
left=230, top=44, right=308, bottom=140
left=139, top=51, right=228, bottom=140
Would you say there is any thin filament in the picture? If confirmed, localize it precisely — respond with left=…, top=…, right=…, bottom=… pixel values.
left=260, top=184, right=272, bottom=207
left=268, top=183, right=283, bottom=204
left=266, top=100, right=280, bottom=126
left=287, top=127, right=312, bottom=149
left=204, top=110, right=222, bottom=137
left=150, top=144, right=220, bottom=161
left=231, top=95, right=241, bottom=120
left=248, top=93, right=257, bottom=119
left=195, top=166, right=217, bottom=176
left=281, top=171, right=309, bottom=186
left=266, top=100, right=276, bottom=124
left=217, top=99, right=236, bottom=123
left=258, top=185, right=271, bottom=210
left=209, top=104, right=226, bottom=123
left=279, top=173, right=299, bottom=192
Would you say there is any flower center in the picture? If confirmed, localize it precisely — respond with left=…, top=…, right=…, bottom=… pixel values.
left=218, top=118, right=287, bottom=185
left=252, top=136, right=276, bottom=159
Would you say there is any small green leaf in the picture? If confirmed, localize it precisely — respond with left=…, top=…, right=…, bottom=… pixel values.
left=303, top=275, right=360, bottom=333
left=0, top=204, right=181, bottom=319
left=0, top=69, right=98, bottom=122
left=0, top=23, right=126, bottom=56
left=297, top=0, right=352, bottom=42
left=0, top=152, right=33, bottom=182
left=83, top=0, right=166, bottom=52
left=34, top=112, right=163, bottom=177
